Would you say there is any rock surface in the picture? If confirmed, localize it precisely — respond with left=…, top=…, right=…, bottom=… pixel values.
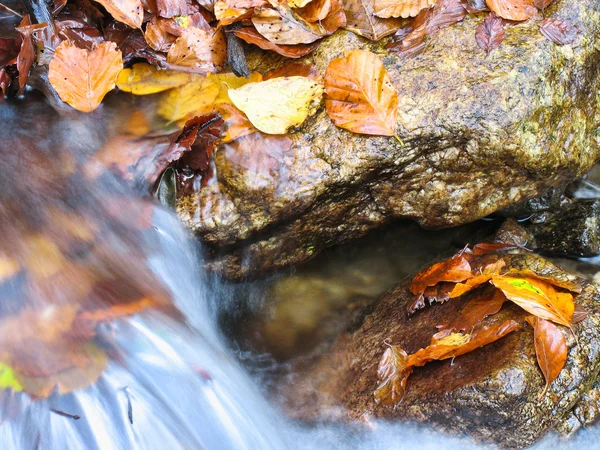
left=274, top=254, right=600, bottom=448
left=178, top=0, right=600, bottom=279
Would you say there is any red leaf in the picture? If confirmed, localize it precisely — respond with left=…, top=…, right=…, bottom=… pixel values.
left=540, top=18, right=578, bottom=46
left=475, top=12, right=505, bottom=54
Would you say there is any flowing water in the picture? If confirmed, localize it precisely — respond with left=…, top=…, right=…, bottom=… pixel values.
left=1, top=92, right=600, bottom=450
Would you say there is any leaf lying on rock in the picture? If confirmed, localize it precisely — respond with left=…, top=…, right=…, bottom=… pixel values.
left=342, top=0, right=403, bottom=40
left=448, top=258, right=505, bottom=298
left=48, top=41, right=123, bottom=113
left=375, top=319, right=522, bottom=405
left=540, top=18, right=578, bottom=45
left=374, top=0, right=437, bottom=19
left=525, top=316, right=568, bottom=399
left=325, top=49, right=400, bottom=138
left=229, top=76, right=323, bottom=134
left=116, top=62, right=190, bottom=94
left=233, top=27, right=320, bottom=58
left=473, top=241, right=531, bottom=255
left=438, top=289, right=507, bottom=332
left=475, top=12, right=505, bottom=54
left=486, top=0, right=537, bottom=21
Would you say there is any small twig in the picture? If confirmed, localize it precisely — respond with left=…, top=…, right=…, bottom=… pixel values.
left=392, top=133, right=405, bottom=147
left=50, top=408, right=80, bottom=420
left=0, top=2, right=23, bottom=17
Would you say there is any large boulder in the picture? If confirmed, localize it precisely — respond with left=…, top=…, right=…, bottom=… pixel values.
left=177, top=0, right=600, bottom=279
left=273, top=254, right=600, bottom=448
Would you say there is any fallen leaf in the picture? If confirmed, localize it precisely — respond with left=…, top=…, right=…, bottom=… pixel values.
left=158, top=75, right=218, bottom=122
left=492, top=276, right=574, bottom=327
left=439, top=289, right=507, bottom=332
left=342, top=0, right=403, bottom=40
left=485, top=0, right=537, bottom=21
left=155, top=0, right=197, bottom=18
left=420, top=282, right=454, bottom=307
left=572, top=305, right=588, bottom=324
left=252, top=5, right=326, bottom=45
left=124, top=109, right=151, bottom=136
left=540, top=18, right=578, bottom=45
left=473, top=241, right=531, bottom=255
left=448, top=258, right=505, bottom=298
left=265, top=60, right=322, bottom=81
left=502, top=268, right=583, bottom=294
left=373, top=345, right=412, bottom=406
left=525, top=316, right=568, bottom=399
left=475, top=12, right=505, bottom=54
left=297, top=0, right=332, bottom=22
left=48, top=41, right=123, bottom=113
left=229, top=76, right=323, bottom=134
left=16, top=15, right=37, bottom=95
left=218, top=103, right=257, bottom=142
left=116, top=62, right=190, bottom=94
left=374, top=0, right=436, bottom=18
left=233, top=26, right=320, bottom=58
left=166, top=27, right=226, bottom=72
left=94, top=0, right=144, bottom=28
left=409, top=251, right=472, bottom=296
left=325, top=49, right=400, bottom=137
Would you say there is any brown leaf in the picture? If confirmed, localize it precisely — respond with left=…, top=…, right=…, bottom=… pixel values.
left=475, top=12, right=505, bottom=54
left=94, top=0, right=144, bottom=28
left=297, top=0, right=332, bottom=22
left=373, top=345, right=412, bottom=406
left=156, top=0, right=197, bottom=18
left=572, top=305, right=588, bottom=324
left=439, top=289, right=507, bottom=332
left=473, top=241, right=531, bottom=255
left=341, top=0, right=403, bottom=40
left=16, top=15, right=38, bottom=95
left=48, top=41, right=123, bottom=113
left=264, top=60, right=322, bottom=81
left=252, top=5, right=327, bottom=45
left=491, top=276, right=574, bottom=327
left=374, top=0, right=436, bottom=18
left=409, top=251, right=472, bottom=296
left=233, top=27, right=320, bottom=58
left=525, top=316, right=568, bottom=399
left=218, top=103, right=257, bottom=143
left=485, top=0, right=537, bottom=21
left=540, top=18, right=578, bottom=46
left=0, top=37, right=20, bottom=68
left=448, top=258, right=505, bottom=298
left=166, top=27, right=226, bottom=73
left=324, top=49, right=399, bottom=137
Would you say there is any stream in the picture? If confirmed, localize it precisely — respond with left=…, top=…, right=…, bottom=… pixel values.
left=1, top=88, right=600, bottom=449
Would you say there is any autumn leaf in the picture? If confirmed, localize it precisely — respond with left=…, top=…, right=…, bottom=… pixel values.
left=409, top=251, right=472, bottom=296
left=218, top=103, right=257, bottom=143
left=573, top=305, right=588, bottom=324
left=265, top=61, right=322, bottom=81
left=374, top=0, right=437, bottom=19
left=475, top=12, right=505, bottom=54
left=116, top=62, right=190, bottom=94
left=297, top=0, right=332, bottom=22
left=166, top=27, right=226, bottom=73
left=448, top=258, right=505, bottom=298
left=94, top=0, right=144, bottom=29
left=473, top=241, right=531, bottom=255
left=156, top=0, right=197, bottom=18
left=234, top=27, right=320, bottom=58
left=373, top=345, right=412, bottom=406
left=229, top=76, right=323, bottom=134
left=325, top=49, right=400, bottom=138
left=158, top=75, right=218, bottom=122
left=48, top=41, right=123, bottom=113
left=492, top=276, right=574, bottom=327
left=525, top=316, right=568, bottom=399
left=502, top=268, right=583, bottom=294
left=342, top=0, right=403, bottom=40
left=540, top=18, right=578, bottom=46
left=485, top=0, right=537, bottom=21
left=439, top=290, right=507, bottom=332
left=252, top=5, right=326, bottom=45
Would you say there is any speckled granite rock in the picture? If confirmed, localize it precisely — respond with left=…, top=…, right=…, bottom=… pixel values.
left=177, top=0, right=600, bottom=279
left=275, top=254, right=600, bottom=448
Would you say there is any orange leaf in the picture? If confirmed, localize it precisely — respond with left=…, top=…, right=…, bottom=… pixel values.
left=374, top=345, right=412, bottom=406
left=94, top=0, right=144, bottom=28
left=502, top=268, right=583, bottom=294
left=448, top=258, right=505, bottom=298
left=485, top=0, right=537, bottom=21
left=473, top=241, right=531, bottom=255
left=491, top=276, right=574, bottom=327
left=324, top=49, right=399, bottom=137
left=409, top=252, right=472, bottom=296
left=438, top=290, right=507, bottom=332
left=374, top=0, right=436, bottom=18
left=525, top=316, right=568, bottom=399
left=48, top=41, right=123, bottom=113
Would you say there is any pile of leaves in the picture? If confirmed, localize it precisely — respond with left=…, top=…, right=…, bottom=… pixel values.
left=374, top=241, right=588, bottom=407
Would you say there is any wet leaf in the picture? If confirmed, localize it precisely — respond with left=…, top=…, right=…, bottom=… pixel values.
left=252, top=5, right=326, bottom=45
left=485, top=0, right=537, bottom=21
left=94, top=0, right=144, bottom=28
left=342, top=0, right=403, bottom=40
left=156, top=0, right=197, bottom=18
left=374, top=0, right=436, bottom=18
left=158, top=75, right=218, bottom=122
left=48, top=41, right=123, bottom=113
left=116, top=62, right=190, bottom=94
left=540, top=18, right=578, bottom=45
left=373, top=345, right=412, bottom=406
left=572, top=305, right=588, bottom=324
left=475, top=12, right=505, bottom=54
left=229, top=76, right=323, bottom=134
left=218, top=103, right=257, bottom=143
left=233, top=27, right=320, bottom=58
left=502, top=268, right=583, bottom=294
left=265, top=60, right=322, bottom=81
left=473, top=241, right=530, bottom=255
left=166, top=27, right=226, bottom=72
left=16, top=15, right=37, bottom=95
left=409, top=251, right=472, bottom=296
left=439, top=289, right=507, bottom=332
left=448, top=258, right=505, bottom=298
left=525, top=316, right=568, bottom=399
left=325, top=49, right=399, bottom=137
left=491, top=276, right=574, bottom=327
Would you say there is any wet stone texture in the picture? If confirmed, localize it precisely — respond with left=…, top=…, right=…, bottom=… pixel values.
left=177, top=0, right=600, bottom=279
left=274, top=254, right=600, bottom=448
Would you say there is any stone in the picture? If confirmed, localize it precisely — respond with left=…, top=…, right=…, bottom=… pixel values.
left=177, top=0, right=600, bottom=279
left=274, top=254, right=600, bottom=448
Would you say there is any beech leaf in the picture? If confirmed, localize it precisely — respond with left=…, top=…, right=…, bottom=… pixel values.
left=374, top=0, right=437, bottom=19
left=409, top=251, right=472, bottom=296
left=485, top=0, right=537, bottom=21
left=166, top=27, right=226, bottom=73
left=342, top=0, right=403, bottom=40
left=48, top=41, right=123, bottom=113
left=234, top=27, right=320, bottom=58
left=525, top=316, right=568, bottom=399
left=252, top=6, right=326, bottom=45
left=374, top=345, right=411, bottom=406
left=448, top=258, right=505, bottom=298
left=324, top=49, right=400, bottom=138
left=439, top=290, right=507, bottom=332
left=228, top=76, right=323, bottom=134
left=116, top=62, right=190, bottom=94
left=475, top=12, right=505, bottom=54
left=540, top=18, right=578, bottom=46
left=94, top=0, right=144, bottom=29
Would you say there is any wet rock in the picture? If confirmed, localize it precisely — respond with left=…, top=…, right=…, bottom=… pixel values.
left=275, top=254, right=600, bottom=448
left=527, top=200, right=600, bottom=257
left=177, top=0, right=600, bottom=280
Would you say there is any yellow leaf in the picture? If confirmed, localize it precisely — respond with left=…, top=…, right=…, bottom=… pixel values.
left=48, top=41, right=123, bottom=113
left=228, top=76, right=323, bottom=135
left=374, top=0, right=436, bottom=18
left=0, top=361, right=23, bottom=392
left=206, top=72, right=263, bottom=104
left=117, top=63, right=190, bottom=95
left=157, top=75, right=218, bottom=122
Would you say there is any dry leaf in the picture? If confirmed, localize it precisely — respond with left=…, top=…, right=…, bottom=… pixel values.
left=94, top=0, right=144, bottom=28
left=374, top=0, right=436, bottom=18
left=572, top=305, right=588, bottom=324
left=540, top=18, right=578, bottom=46
left=297, top=0, right=332, bottom=22
left=116, top=62, right=190, bottom=94
left=234, top=27, right=320, bottom=58
left=325, top=49, right=399, bottom=137
left=252, top=6, right=326, bottom=45
left=265, top=60, right=322, bottom=81
left=475, top=12, right=505, bottom=54
left=485, top=0, right=537, bottom=21
left=49, top=41, right=123, bottom=113
left=342, top=0, right=403, bottom=40
left=492, top=276, right=574, bottom=327
left=525, top=316, right=568, bottom=399
left=229, top=76, right=323, bottom=134
left=166, top=27, right=226, bottom=72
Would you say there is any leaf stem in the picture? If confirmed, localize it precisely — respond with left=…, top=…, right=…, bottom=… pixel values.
left=0, top=2, right=22, bottom=17
left=393, top=133, right=404, bottom=147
